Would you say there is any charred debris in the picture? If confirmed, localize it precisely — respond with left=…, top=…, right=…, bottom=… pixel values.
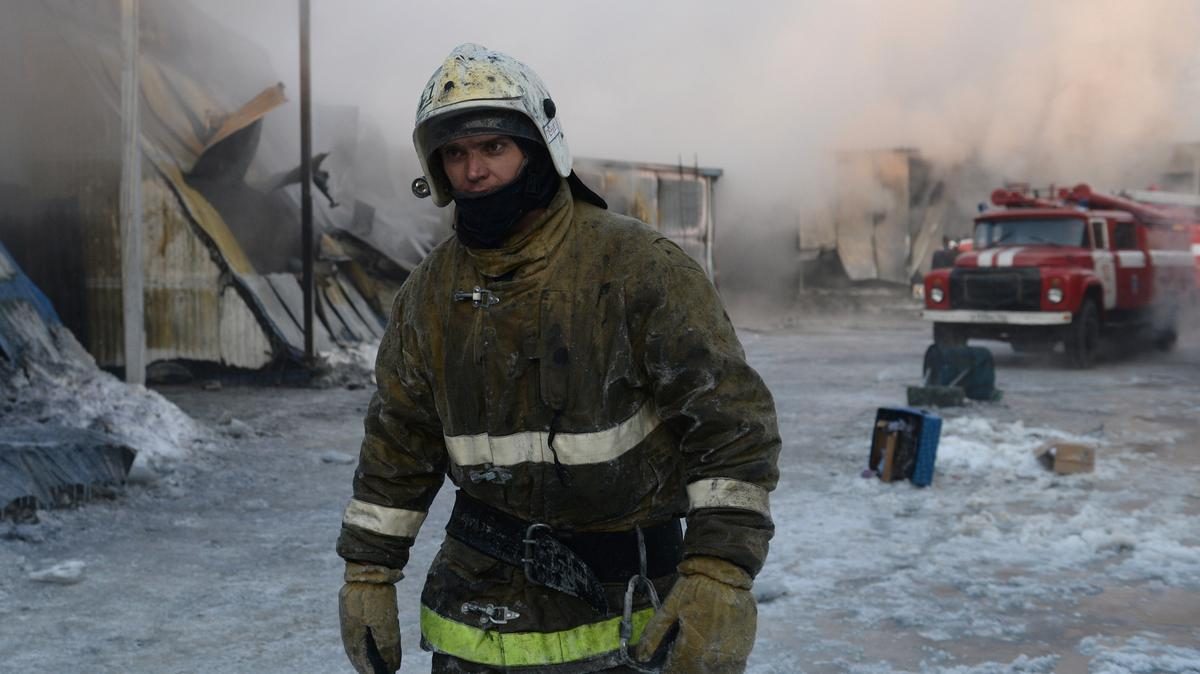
left=0, top=0, right=435, bottom=388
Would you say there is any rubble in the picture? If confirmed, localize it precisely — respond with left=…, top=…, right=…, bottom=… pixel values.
left=0, top=241, right=206, bottom=518
left=221, top=418, right=253, bottom=439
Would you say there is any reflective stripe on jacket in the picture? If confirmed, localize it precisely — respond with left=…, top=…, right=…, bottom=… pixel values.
left=337, top=181, right=780, bottom=670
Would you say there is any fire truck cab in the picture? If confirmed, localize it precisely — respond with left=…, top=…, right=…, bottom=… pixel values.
left=922, top=184, right=1196, bottom=367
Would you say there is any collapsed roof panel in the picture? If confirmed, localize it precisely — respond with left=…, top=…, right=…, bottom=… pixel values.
left=265, top=273, right=336, bottom=354
left=0, top=1, right=384, bottom=374
left=236, top=274, right=306, bottom=357
left=831, top=148, right=962, bottom=285
left=834, top=150, right=912, bottom=283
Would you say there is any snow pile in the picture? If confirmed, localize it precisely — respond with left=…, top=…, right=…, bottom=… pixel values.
left=754, top=414, right=1200, bottom=668
left=935, top=417, right=1088, bottom=478
left=321, top=340, right=379, bottom=371
left=2, top=326, right=206, bottom=470
left=312, top=340, right=380, bottom=389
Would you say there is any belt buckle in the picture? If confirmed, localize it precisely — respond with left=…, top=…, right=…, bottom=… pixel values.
left=521, top=523, right=553, bottom=585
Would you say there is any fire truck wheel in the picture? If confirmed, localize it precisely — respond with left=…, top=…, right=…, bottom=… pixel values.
left=933, top=323, right=966, bottom=347
left=1065, top=299, right=1100, bottom=368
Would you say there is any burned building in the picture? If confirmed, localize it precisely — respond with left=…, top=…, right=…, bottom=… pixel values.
left=0, top=1, right=416, bottom=377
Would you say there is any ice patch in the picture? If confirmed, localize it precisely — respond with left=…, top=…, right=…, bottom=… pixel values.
left=1081, top=635, right=1200, bottom=674
left=28, top=560, right=86, bottom=585
left=780, top=653, right=1060, bottom=674
left=757, top=413, right=1200, bottom=648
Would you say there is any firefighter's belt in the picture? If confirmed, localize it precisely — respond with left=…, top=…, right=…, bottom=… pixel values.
left=445, top=491, right=683, bottom=614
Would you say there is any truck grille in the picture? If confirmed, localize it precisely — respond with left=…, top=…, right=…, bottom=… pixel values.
left=949, top=268, right=1041, bottom=310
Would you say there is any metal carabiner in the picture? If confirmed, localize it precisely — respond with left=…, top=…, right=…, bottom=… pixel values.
left=617, top=527, right=663, bottom=673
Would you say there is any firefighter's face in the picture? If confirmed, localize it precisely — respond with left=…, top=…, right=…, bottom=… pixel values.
left=439, top=134, right=526, bottom=195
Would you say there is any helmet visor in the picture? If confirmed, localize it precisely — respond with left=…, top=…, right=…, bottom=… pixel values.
left=417, top=109, right=543, bottom=161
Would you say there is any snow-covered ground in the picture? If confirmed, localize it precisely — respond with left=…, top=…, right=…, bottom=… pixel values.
left=1, top=309, right=1197, bottom=673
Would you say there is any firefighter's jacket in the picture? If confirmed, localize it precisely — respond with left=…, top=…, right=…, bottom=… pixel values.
left=337, top=181, right=781, bottom=671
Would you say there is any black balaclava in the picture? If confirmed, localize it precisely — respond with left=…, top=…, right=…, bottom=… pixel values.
left=451, top=138, right=560, bottom=249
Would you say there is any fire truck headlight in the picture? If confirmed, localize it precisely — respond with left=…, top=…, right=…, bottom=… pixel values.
left=930, top=287, right=945, bottom=303
left=1047, top=287, right=1064, bottom=304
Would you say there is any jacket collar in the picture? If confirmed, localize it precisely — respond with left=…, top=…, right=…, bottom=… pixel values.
left=461, top=179, right=573, bottom=279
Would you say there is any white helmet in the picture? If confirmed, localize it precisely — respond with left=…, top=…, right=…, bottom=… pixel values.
left=413, top=44, right=571, bottom=207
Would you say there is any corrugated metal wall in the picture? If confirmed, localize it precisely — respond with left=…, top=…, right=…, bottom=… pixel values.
left=574, top=159, right=718, bottom=278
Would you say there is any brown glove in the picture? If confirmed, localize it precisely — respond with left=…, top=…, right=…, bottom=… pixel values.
left=339, top=562, right=404, bottom=674
left=635, top=556, right=757, bottom=674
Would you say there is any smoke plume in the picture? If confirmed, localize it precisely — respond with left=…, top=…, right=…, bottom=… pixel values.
left=193, top=0, right=1200, bottom=302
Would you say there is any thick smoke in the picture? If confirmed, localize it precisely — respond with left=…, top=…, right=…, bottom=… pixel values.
left=195, top=0, right=1200, bottom=304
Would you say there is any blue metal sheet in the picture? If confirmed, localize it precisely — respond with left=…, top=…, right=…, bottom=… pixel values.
left=0, top=241, right=62, bottom=362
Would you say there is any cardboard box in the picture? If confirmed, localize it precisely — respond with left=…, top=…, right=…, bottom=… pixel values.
left=1035, top=441, right=1095, bottom=474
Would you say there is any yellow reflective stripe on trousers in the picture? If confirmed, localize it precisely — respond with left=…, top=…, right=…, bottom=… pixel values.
left=420, top=604, right=655, bottom=668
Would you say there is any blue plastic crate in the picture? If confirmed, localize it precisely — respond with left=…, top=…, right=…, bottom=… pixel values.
left=870, top=406, right=941, bottom=487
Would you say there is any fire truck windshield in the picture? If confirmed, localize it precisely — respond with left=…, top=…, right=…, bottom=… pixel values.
left=974, top=218, right=1087, bottom=249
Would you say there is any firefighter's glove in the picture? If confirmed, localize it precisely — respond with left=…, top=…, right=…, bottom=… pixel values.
left=339, top=562, right=404, bottom=674
left=636, top=555, right=757, bottom=674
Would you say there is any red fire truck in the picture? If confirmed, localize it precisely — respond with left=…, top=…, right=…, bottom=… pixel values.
left=923, top=184, right=1196, bottom=367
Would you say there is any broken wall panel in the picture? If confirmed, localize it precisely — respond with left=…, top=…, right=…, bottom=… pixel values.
left=142, top=174, right=223, bottom=365
left=0, top=2, right=390, bottom=375
left=265, top=273, right=335, bottom=353
left=319, top=276, right=375, bottom=345
left=1, top=427, right=136, bottom=518
left=237, top=274, right=305, bottom=355
left=0, top=1, right=310, bottom=374
left=217, top=284, right=274, bottom=370
left=834, top=150, right=912, bottom=283
left=335, top=273, right=386, bottom=339
left=574, top=158, right=720, bottom=279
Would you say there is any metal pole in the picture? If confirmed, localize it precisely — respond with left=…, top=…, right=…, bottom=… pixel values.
left=120, top=0, right=145, bottom=384
left=299, top=0, right=315, bottom=361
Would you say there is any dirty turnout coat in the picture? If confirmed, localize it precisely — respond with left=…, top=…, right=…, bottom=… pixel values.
left=337, top=181, right=781, bottom=672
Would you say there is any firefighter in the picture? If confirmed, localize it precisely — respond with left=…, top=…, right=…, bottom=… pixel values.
left=336, top=43, right=781, bottom=674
